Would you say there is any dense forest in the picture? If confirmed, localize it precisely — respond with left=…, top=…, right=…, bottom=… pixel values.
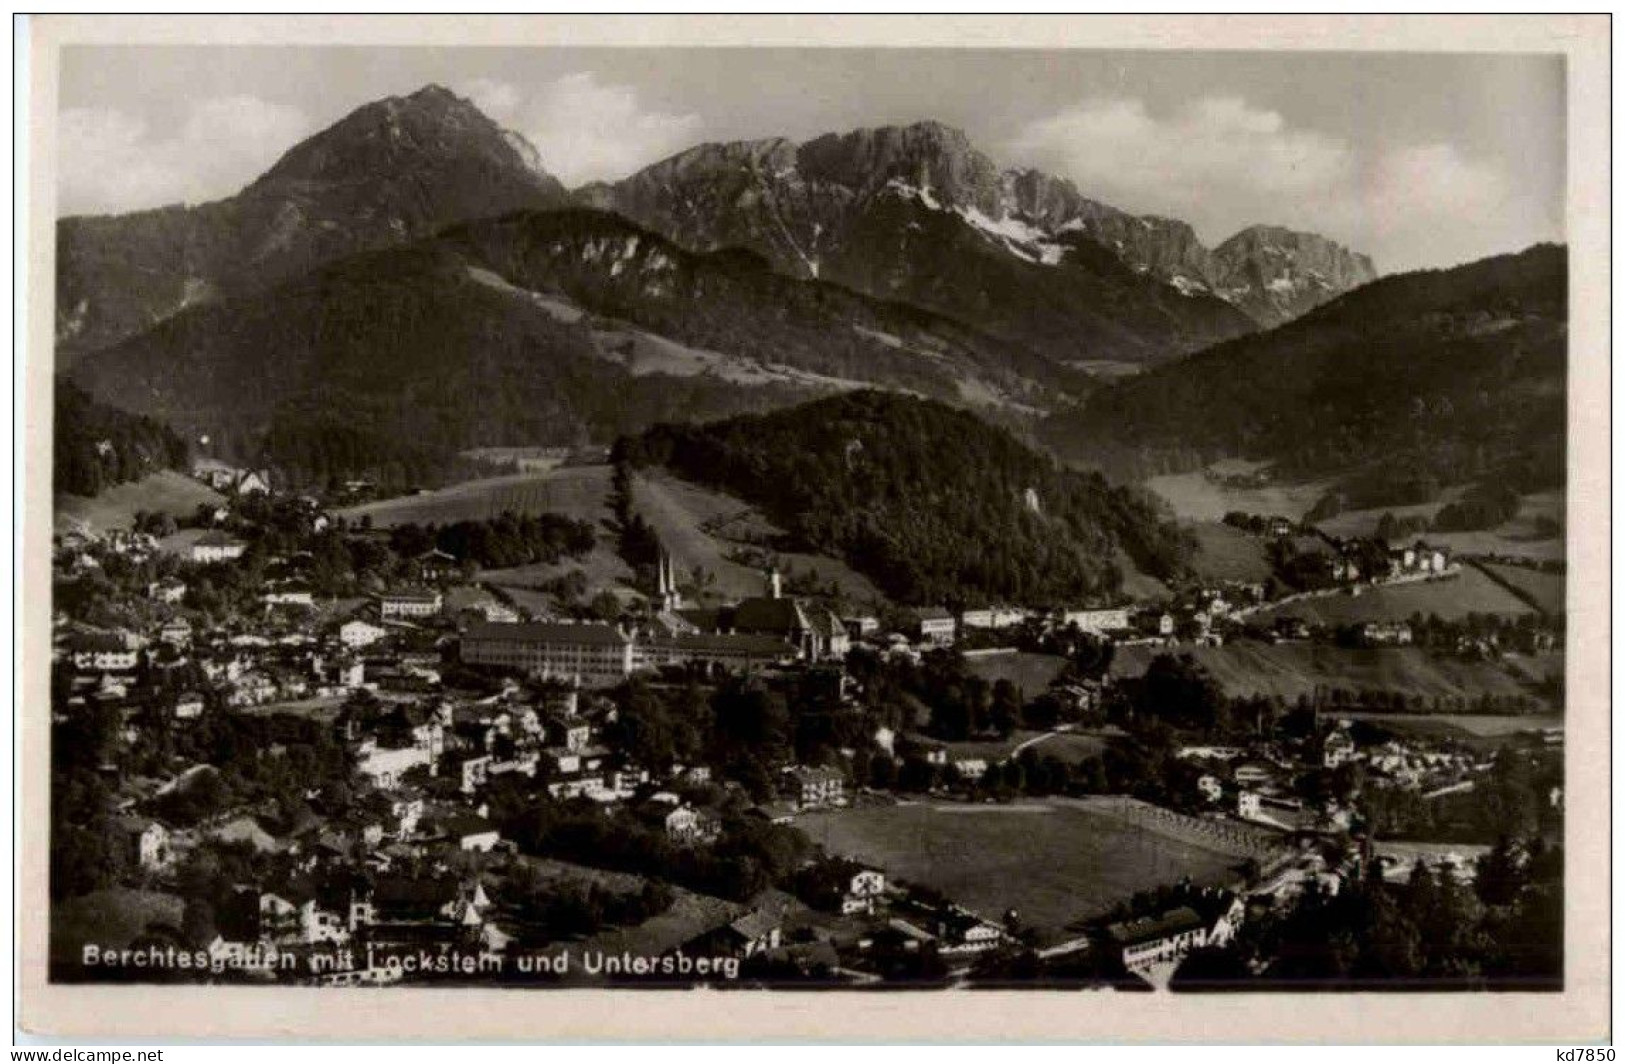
left=386, top=512, right=596, bottom=570
left=1046, top=244, right=1568, bottom=500
left=54, top=378, right=189, bottom=497
left=618, top=390, right=1191, bottom=605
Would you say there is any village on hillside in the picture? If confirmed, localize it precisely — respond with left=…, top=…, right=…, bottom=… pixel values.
left=49, top=454, right=1565, bottom=991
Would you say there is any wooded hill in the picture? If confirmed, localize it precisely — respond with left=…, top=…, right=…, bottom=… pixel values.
left=618, top=390, right=1192, bottom=606
left=1045, top=244, right=1568, bottom=500
left=55, top=378, right=189, bottom=498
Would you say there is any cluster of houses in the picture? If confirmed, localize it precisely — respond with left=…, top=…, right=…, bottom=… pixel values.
left=1181, top=718, right=1485, bottom=836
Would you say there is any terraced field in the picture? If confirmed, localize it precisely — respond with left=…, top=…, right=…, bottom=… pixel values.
left=1110, top=641, right=1545, bottom=705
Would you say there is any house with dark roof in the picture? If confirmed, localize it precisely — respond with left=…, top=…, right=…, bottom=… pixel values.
left=913, top=607, right=955, bottom=646
left=686, top=906, right=785, bottom=960
left=634, top=631, right=796, bottom=675
left=669, top=569, right=847, bottom=661
left=379, top=586, right=443, bottom=620
left=1104, top=906, right=1207, bottom=971
left=461, top=621, right=634, bottom=688
left=784, top=765, right=845, bottom=808
left=191, top=530, right=246, bottom=564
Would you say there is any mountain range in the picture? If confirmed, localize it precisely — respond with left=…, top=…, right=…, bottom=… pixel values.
left=59, top=86, right=1374, bottom=372
left=582, top=120, right=1376, bottom=339
left=69, top=206, right=1093, bottom=483
left=58, top=81, right=1559, bottom=515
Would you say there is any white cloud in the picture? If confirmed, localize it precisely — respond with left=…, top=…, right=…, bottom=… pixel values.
left=1004, top=95, right=1534, bottom=272
left=459, top=73, right=703, bottom=186
left=58, top=96, right=312, bottom=216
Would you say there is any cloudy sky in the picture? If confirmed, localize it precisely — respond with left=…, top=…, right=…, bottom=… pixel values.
left=57, top=46, right=1564, bottom=273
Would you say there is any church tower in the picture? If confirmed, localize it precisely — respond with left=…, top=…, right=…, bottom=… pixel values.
left=657, top=550, right=683, bottom=611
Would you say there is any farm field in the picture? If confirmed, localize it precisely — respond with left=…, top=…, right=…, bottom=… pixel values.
left=341, top=464, right=636, bottom=602
left=1185, top=521, right=1274, bottom=583
left=1479, top=563, right=1565, bottom=614
left=631, top=472, right=884, bottom=605
left=797, top=799, right=1242, bottom=932
left=1145, top=470, right=1331, bottom=523
left=56, top=470, right=224, bottom=533
left=1254, top=567, right=1538, bottom=625
left=335, top=465, right=617, bottom=527
left=921, top=729, right=1109, bottom=767
left=1110, top=641, right=1546, bottom=705
left=1501, top=651, right=1564, bottom=685
left=1314, top=489, right=1565, bottom=563
left=1336, top=710, right=1561, bottom=739
left=964, top=651, right=1068, bottom=695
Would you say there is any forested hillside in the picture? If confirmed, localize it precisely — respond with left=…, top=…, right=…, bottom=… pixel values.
left=618, top=391, right=1191, bottom=605
left=71, top=209, right=1087, bottom=490
left=1046, top=244, right=1567, bottom=498
left=54, top=378, right=189, bottom=497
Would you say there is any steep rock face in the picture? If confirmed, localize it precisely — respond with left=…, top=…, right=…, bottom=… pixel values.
left=56, top=84, right=568, bottom=360
left=591, top=121, right=1377, bottom=350
left=1211, top=225, right=1379, bottom=326
left=592, top=122, right=1259, bottom=364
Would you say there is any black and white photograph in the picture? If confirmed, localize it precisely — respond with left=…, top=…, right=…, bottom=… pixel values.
left=16, top=13, right=1610, bottom=1044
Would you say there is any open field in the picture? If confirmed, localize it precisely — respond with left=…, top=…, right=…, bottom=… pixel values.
left=336, top=465, right=617, bottom=528
left=1255, top=567, right=1538, bottom=626
left=1145, top=471, right=1332, bottom=523
left=1185, top=521, right=1274, bottom=583
left=1314, top=489, right=1565, bottom=563
left=632, top=472, right=884, bottom=605
left=1336, top=710, right=1561, bottom=739
left=964, top=651, right=1068, bottom=695
left=1479, top=562, right=1565, bottom=614
left=340, top=464, right=636, bottom=602
left=56, top=471, right=224, bottom=534
left=797, top=799, right=1243, bottom=931
left=923, top=729, right=1109, bottom=767
left=1312, top=487, right=1467, bottom=540
left=1110, top=641, right=1546, bottom=705
left=1009, top=731, right=1111, bottom=765
left=1501, top=651, right=1564, bottom=685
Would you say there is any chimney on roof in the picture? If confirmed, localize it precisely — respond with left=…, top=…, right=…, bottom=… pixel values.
left=768, top=569, right=781, bottom=600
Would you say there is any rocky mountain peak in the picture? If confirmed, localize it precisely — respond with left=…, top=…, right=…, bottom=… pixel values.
left=249, top=84, right=558, bottom=196
left=57, top=83, right=569, bottom=357
left=1210, top=225, right=1378, bottom=325
left=796, top=121, right=1003, bottom=213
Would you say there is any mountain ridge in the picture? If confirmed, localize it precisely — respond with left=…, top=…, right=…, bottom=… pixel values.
left=1042, top=242, right=1566, bottom=502
left=56, top=84, right=569, bottom=360
left=67, top=206, right=1093, bottom=487
left=586, top=118, right=1378, bottom=335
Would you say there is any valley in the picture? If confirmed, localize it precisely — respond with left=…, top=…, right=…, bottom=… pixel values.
left=43, top=67, right=1573, bottom=1001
